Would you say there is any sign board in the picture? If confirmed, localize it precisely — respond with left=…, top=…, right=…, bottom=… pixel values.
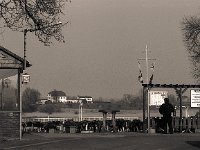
left=191, top=89, right=200, bottom=107
left=22, top=73, right=30, bottom=84
left=149, top=91, right=168, bottom=106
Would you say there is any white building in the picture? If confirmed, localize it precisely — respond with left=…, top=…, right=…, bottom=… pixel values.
left=78, top=96, right=93, bottom=103
left=47, top=90, right=67, bottom=103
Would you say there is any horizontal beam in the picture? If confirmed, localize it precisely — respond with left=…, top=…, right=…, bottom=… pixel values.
left=142, top=84, right=200, bottom=88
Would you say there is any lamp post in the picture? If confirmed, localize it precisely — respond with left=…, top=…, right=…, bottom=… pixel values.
left=79, top=102, right=83, bottom=122
left=20, top=22, right=62, bottom=140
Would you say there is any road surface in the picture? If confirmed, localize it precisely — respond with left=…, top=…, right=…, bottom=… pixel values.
left=0, top=132, right=200, bottom=150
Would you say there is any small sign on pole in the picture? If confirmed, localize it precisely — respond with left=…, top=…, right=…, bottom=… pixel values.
left=191, top=89, right=200, bottom=107
left=22, top=73, right=30, bottom=84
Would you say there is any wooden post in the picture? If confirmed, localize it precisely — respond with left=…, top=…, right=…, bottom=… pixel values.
left=112, top=111, right=117, bottom=132
left=102, top=111, right=107, bottom=131
left=143, top=86, right=146, bottom=132
left=179, top=88, right=183, bottom=132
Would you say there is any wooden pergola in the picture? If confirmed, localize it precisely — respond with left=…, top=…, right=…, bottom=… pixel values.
left=142, top=83, right=200, bottom=133
left=99, top=109, right=120, bottom=132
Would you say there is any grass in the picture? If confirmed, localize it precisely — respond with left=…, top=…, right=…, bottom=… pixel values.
left=22, top=107, right=200, bottom=120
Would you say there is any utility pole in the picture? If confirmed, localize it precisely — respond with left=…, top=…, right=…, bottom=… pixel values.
left=138, top=45, right=156, bottom=133
left=145, top=46, right=151, bottom=133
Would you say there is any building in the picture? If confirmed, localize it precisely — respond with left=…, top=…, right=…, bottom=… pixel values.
left=0, top=46, right=31, bottom=139
left=47, top=90, right=67, bottom=103
left=78, top=96, right=93, bottom=103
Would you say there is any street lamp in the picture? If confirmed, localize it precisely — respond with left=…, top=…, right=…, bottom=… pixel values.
left=20, top=22, right=62, bottom=139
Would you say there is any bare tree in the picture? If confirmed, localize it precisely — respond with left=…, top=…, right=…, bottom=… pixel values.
left=0, top=0, right=70, bottom=45
left=182, top=16, right=200, bottom=79
left=22, top=87, right=41, bottom=112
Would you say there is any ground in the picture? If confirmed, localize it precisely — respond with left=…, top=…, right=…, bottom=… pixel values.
left=1, top=132, right=200, bottom=150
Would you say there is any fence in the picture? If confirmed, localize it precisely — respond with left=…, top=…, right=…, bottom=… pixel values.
left=22, top=116, right=139, bottom=123
left=149, top=116, right=200, bottom=133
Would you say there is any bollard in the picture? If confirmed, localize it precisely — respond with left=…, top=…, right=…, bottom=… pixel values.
left=174, top=117, right=180, bottom=133
left=195, top=117, right=200, bottom=133
left=182, top=117, right=186, bottom=132
left=197, top=117, right=200, bottom=129
left=186, top=117, right=192, bottom=133
left=151, top=117, right=156, bottom=129
left=191, top=116, right=197, bottom=132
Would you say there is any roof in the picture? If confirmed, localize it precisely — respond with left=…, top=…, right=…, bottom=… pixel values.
left=0, top=45, right=31, bottom=68
left=78, top=96, right=92, bottom=99
left=48, top=90, right=66, bottom=96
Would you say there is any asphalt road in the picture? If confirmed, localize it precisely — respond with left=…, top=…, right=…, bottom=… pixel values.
left=1, top=132, right=200, bottom=150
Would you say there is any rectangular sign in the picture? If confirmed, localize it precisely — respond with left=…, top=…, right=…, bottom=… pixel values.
left=191, top=89, right=200, bottom=107
left=149, top=91, right=168, bottom=106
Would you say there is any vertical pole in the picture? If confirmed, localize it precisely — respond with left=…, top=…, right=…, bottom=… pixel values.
left=79, top=103, right=80, bottom=122
left=179, top=88, right=183, bottom=132
left=102, top=112, right=107, bottom=131
left=145, top=45, right=150, bottom=133
left=185, top=107, right=188, bottom=118
left=145, top=45, right=149, bottom=85
left=143, top=86, right=146, bottom=132
left=112, top=112, right=117, bottom=132
left=147, top=89, right=150, bottom=133
left=17, top=70, right=21, bottom=110
left=24, top=0, right=27, bottom=70
left=19, top=71, right=22, bottom=140
left=24, top=30, right=27, bottom=70
left=1, top=79, right=3, bottom=110
left=80, top=103, right=83, bottom=121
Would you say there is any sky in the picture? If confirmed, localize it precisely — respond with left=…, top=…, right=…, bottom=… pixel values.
left=0, top=0, right=200, bottom=99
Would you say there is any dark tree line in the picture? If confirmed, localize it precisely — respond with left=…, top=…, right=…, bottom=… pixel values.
left=114, top=94, right=143, bottom=110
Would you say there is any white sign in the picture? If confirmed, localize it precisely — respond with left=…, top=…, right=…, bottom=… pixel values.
left=22, top=73, right=30, bottom=84
left=191, top=89, right=200, bottom=107
left=149, top=91, right=168, bottom=106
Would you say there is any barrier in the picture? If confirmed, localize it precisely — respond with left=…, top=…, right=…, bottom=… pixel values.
left=149, top=117, right=200, bottom=133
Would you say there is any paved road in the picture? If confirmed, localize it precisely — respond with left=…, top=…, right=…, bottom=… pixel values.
left=0, top=132, right=200, bottom=150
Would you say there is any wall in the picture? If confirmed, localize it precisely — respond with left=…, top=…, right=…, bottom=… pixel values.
left=0, top=111, right=20, bottom=139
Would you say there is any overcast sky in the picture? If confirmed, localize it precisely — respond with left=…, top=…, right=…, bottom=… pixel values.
left=1, top=0, right=200, bottom=99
